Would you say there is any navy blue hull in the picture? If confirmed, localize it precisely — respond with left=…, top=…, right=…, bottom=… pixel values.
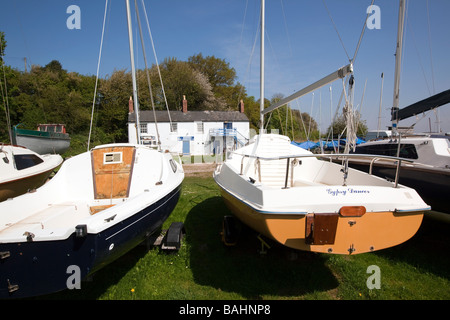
left=0, top=184, right=182, bottom=299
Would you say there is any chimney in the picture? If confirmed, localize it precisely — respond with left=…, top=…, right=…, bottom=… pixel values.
left=128, top=96, right=134, bottom=113
left=239, top=99, right=244, bottom=113
left=182, top=95, right=188, bottom=113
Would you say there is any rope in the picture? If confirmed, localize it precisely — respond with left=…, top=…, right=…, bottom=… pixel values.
left=88, top=0, right=108, bottom=151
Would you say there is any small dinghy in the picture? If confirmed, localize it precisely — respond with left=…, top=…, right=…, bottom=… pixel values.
left=0, top=144, right=63, bottom=202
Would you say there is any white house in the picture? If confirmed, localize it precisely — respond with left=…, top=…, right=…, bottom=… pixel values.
left=128, top=97, right=250, bottom=156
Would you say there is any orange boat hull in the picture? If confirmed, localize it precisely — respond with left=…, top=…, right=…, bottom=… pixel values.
left=219, top=187, right=424, bottom=255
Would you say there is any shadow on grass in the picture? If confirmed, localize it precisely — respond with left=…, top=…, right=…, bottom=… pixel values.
left=373, top=213, right=450, bottom=280
left=184, top=196, right=339, bottom=299
left=34, top=239, right=150, bottom=300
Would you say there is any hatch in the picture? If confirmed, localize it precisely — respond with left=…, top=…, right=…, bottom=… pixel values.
left=305, top=213, right=339, bottom=245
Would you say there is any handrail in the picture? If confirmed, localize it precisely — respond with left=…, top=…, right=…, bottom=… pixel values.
left=236, top=152, right=414, bottom=188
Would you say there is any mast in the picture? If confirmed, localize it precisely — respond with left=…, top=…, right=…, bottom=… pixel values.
left=391, top=0, right=406, bottom=136
left=259, top=0, right=265, bottom=133
left=377, top=72, right=384, bottom=137
left=126, top=0, right=141, bottom=144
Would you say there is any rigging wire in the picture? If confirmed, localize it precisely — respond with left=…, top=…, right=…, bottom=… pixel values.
left=134, top=0, right=161, bottom=150
left=322, top=0, right=350, bottom=63
left=0, top=51, right=12, bottom=144
left=140, top=0, right=173, bottom=128
left=352, top=0, right=375, bottom=65
left=87, top=0, right=108, bottom=151
left=426, top=0, right=435, bottom=95
left=279, top=0, right=293, bottom=58
left=426, top=0, right=439, bottom=132
left=242, top=3, right=261, bottom=107
left=407, top=18, right=431, bottom=96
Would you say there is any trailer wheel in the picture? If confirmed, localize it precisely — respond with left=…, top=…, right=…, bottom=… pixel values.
left=161, top=222, right=185, bottom=251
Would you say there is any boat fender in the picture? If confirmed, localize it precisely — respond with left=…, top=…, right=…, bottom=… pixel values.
left=75, top=224, right=88, bottom=238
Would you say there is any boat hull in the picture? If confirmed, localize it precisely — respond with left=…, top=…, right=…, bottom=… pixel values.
left=0, top=168, right=55, bottom=202
left=0, top=183, right=182, bottom=299
left=16, top=131, right=70, bottom=154
left=218, top=184, right=424, bottom=255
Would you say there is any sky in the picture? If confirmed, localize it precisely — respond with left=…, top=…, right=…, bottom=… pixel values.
left=1, top=0, right=450, bottom=135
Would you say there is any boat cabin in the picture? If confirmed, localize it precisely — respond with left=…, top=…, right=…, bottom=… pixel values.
left=37, top=124, right=67, bottom=134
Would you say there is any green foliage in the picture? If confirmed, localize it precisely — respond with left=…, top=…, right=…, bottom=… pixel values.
left=264, top=95, right=319, bottom=141
left=1, top=61, right=96, bottom=145
left=326, top=112, right=368, bottom=138
left=0, top=31, right=6, bottom=64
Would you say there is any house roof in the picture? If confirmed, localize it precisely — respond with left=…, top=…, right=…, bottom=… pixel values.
left=128, top=110, right=249, bottom=123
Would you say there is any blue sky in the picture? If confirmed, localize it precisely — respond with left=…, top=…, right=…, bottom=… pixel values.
left=1, top=0, right=450, bottom=134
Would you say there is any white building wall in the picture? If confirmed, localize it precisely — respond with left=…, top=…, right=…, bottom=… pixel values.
left=128, top=120, right=250, bottom=156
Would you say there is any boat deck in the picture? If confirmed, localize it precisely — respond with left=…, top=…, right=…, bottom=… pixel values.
left=0, top=200, right=118, bottom=243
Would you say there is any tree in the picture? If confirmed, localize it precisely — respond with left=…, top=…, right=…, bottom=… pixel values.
left=188, top=53, right=242, bottom=109
left=0, top=58, right=97, bottom=149
left=0, top=31, right=6, bottom=65
left=144, top=57, right=226, bottom=111
left=97, top=69, right=132, bottom=142
left=326, top=111, right=368, bottom=138
left=188, top=53, right=236, bottom=88
left=262, top=94, right=319, bottom=141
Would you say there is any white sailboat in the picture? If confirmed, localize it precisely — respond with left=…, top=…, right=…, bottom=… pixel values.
left=0, top=0, right=184, bottom=298
left=213, top=0, right=430, bottom=255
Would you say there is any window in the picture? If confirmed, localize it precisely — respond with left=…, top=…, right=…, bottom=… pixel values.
left=170, top=122, right=178, bottom=133
left=196, top=121, right=204, bottom=134
left=103, top=152, right=122, bottom=164
left=14, top=154, right=44, bottom=170
left=355, top=143, right=418, bottom=159
left=140, top=123, right=147, bottom=134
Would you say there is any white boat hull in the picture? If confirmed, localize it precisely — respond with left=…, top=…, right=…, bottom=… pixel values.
left=15, top=134, right=70, bottom=155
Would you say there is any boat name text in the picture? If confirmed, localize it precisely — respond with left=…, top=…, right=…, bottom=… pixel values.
left=326, top=188, right=370, bottom=197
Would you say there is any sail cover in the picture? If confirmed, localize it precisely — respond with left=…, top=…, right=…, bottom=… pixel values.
left=392, top=89, right=450, bottom=121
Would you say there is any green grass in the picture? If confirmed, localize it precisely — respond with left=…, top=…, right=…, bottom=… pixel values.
left=40, top=176, right=450, bottom=300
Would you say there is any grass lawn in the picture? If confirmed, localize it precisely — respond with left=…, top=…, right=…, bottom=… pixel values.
left=40, top=175, right=450, bottom=300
